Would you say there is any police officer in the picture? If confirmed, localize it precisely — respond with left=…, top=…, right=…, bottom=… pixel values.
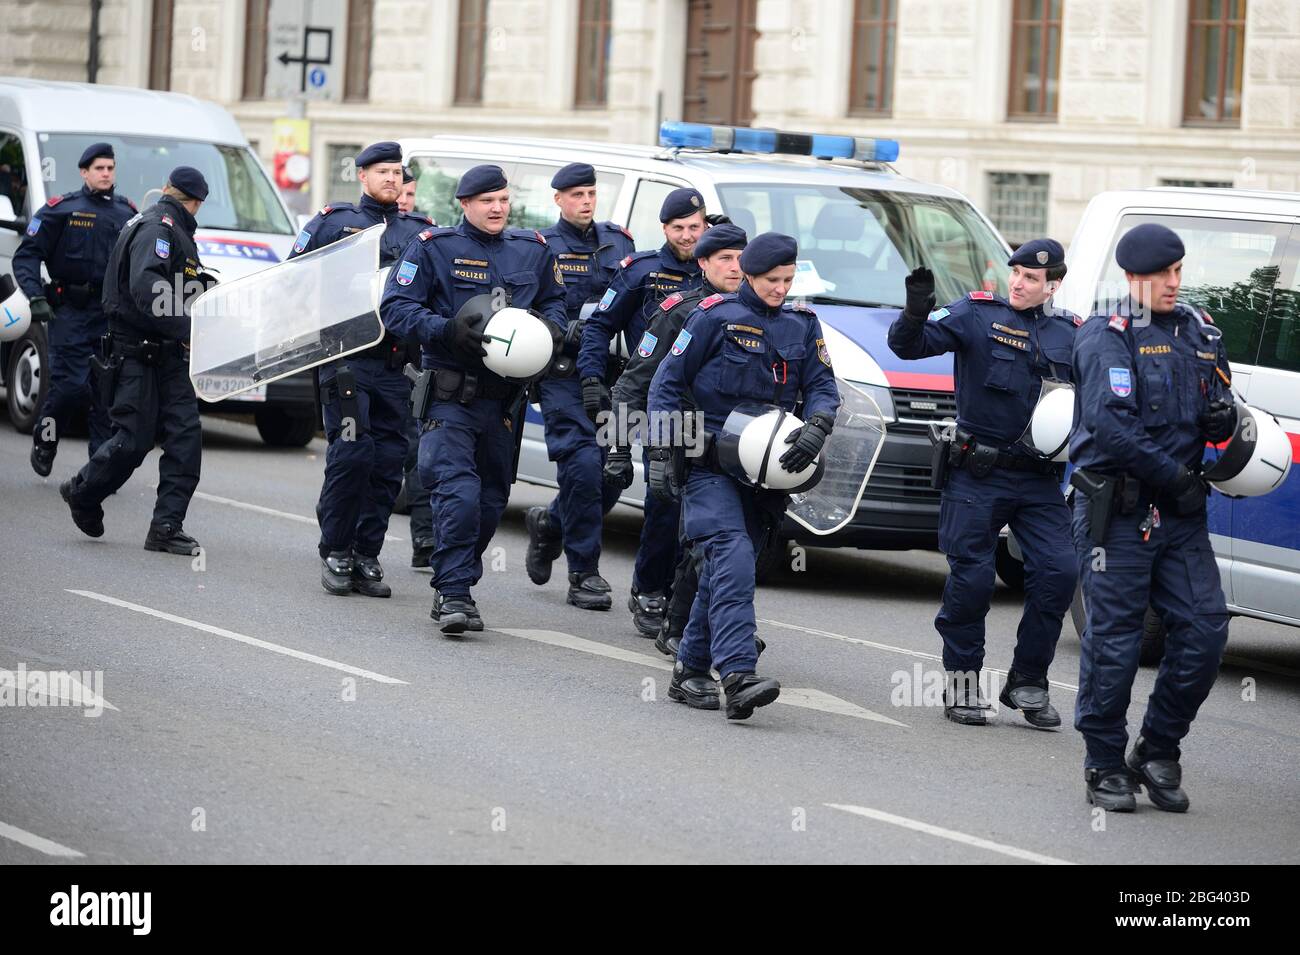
left=1070, top=224, right=1235, bottom=813
left=524, top=162, right=635, bottom=610
left=289, top=142, right=434, bottom=598
left=647, top=233, right=839, bottom=719
left=381, top=164, right=567, bottom=634
left=397, top=166, right=419, bottom=215
left=14, top=142, right=136, bottom=476
left=888, top=240, right=1079, bottom=728
left=580, top=187, right=707, bottom=635
left=606, top=222, right=748, bottom=653
left=58, top=166, right=208, bottom=554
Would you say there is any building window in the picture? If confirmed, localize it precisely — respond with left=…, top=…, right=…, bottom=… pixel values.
left=574, top=0, right=612, bottom=108
left=149, top=0, right=173, bottom=91
left=326, top=143, right=363, bottom=204
left=344, top=0, right=373, bottom=101
left=1184, top=0, right=1246, bottom=125
left=987, top=172, right=1049, bottom=246
left=455, top=0, right=489, bottom=106
left=242, top=0, right=270, bottom=100
left=848, top=0, right=896, bottom=116
left=1007, top=0, right=1061, bottom=120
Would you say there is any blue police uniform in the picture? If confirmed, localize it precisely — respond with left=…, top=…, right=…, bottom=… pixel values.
left=533, top=212, right=634, bottom=586
left=380, top=179, right=567, bottom=626
left=1070, top=302, right=1231, bottom=771
left=14, top=181, right=136, bottom=467
left=289, top=191, right=433, bottom=588
left=888, top=288, right=1080, bottom=705
left=648, top=281, right=839, bottom=684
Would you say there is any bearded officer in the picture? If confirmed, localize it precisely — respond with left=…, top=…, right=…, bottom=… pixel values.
left=523, top=162, right=634, bottom=610
left=579, top=187, right=707, bottom=636
left=647, top=233, right=839, bottom=719
left=1070, top=224, right=1235, bottom=813
left=290, top=141, right=434, bottom=598
left=381, top=164, right=567, bottom=634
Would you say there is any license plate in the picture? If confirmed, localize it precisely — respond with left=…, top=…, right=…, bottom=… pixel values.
left=194, top=375, right=267, bottom=402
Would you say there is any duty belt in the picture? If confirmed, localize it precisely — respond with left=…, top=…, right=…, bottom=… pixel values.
left=109, top=336, right=187, bottom=364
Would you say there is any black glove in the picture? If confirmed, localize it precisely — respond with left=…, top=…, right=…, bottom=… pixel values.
left=603, top=447, right=634, bottom=489
left=29, top=295, right=54, bottom=323
left=779, top=411, right=834, bottom=473
left=903, top=266, right=936, bottom=321
left=446, top=312, right=490, bottom=364
left=704, top=213, right=732, bottom=226
left=582, top=376, right=609, bottom=423
left=1199, top=398, right=1237, bottom=443
left=1169, top=466, right=1208, bottom=515
left=196, top=271, right=219, bottom=291
left=646, top=447, right=679, bottom=503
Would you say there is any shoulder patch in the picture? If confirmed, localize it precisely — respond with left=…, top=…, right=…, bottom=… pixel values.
left=396, top=260, right=418, bottom=285
left=615, top=224, right=633, bottom=241
left=670, top=328, right=692, bottom=355
left=154, top=237, right=171, bottom=259
left=968, top=290, right=994, bottom=301
left=530, top=230, right=547, bottom=244
left=816, top=337, right=832, bottom=368
left=1073, top=314, right=1084, bottom=327
left=619, top=255, right=634, bottom=268
left=46, top=194, right=64, bottom=207
left=698, top=293, right=725, bottom=310
left=929, top=306, right=950, bottom=321
left=1108, top=367, right=1132, bottom=397
left=1107, top=315, right=1129, bottom=333
left=161, top=214, right=174, bottom=227
left=597, top=287, right=617, bottom=311
left=636, top=330, right=658, bottom=358
left=418, top=229, right=433, bottom=241
left=659, top=292, right=684, bottom=312
left=293, top=228, right=312, bottom=254
left=787, top=301, right=815, bottom=316
left=25, top=217, right=41, bottom=236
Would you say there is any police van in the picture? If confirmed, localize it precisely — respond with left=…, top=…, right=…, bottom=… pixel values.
left=398, top=124, right=1010, bottom=572
left=0, top=78, right=317, bottom=446
left=1053, top=187, right=1300, bottom=660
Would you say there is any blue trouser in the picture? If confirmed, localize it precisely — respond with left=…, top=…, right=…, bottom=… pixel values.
left=417, top=396, right=515, bottom=597
left=70, top=350, right=200, bottom=526
left=404, top=414, right=433, bottom=547
left=1072, top=495, right=1229, bottom=770
left=676, top=470, right=783, bottom=679
left=538, top=376, right=620, bottom=574
left=634, top=446, right=682, bottom=594
left=936, top=467, right=1076, bottom=678
left=316, top=357, right=410, bottom=559
left=34, top=303, right=110, bottom=456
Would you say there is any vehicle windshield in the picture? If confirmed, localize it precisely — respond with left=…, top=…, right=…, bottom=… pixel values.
left=37, top=133, right=293, bottom=235
left=716, top=183, right=1009, bottom=307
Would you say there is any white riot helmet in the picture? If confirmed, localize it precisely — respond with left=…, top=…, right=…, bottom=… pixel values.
left=1019, top=379, right=1074, bottom=462
left=454, top=293, right=557, bottom=380
left=0, top=273, right=32, bottom=342
left=1202, top=404, right=1293, bottom=497
left=716, top=404, right=825, bottom=492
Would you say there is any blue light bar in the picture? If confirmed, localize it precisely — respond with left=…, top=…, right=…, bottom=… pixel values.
left=659, top=121, right=899, bottom=163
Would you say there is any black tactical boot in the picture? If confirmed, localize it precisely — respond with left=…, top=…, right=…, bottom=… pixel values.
left=943, top=672, right=990, bottom=726
left=410, top=537, right=435, bottom=569
left=667, top=661, right=720, bottom=710
left=59, top=480, right=104, bottom=538
left=1085, top=767, right=1139, bottom=812
left=432, top=592, right=475, bottom=636
left=351, top=554, right=392, bottom=598
left=320, top=550, right=354, bottom=595
left=525, top=506, right=563, bottom=585
left=31, top=443, right=55, bottom=477
left=628, top=588, right=666, bottom=638
left=1126, top=737, right=1190, bottom=813
left=463, top=596, right=484, bottom=632
left=999, top=669, right=1061, bottom=729
left=721, top=672, right=781, bottom=721
left=567, top=571, right=612, bottom=610
left=144, top=523, right=201, bottom=556
left=654, top=617, right=680, bottom=657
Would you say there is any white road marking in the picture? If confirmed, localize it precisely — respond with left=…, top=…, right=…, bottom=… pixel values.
left=68, top=590, right=408, bottom=685
left=0, top=821, right=85, bottom=858
left=759, top=619, right=1079, bottom=693
left=825, top=803, right=1076, bottom=865
left=186, top=489, right=403, bottom=542
left=0, top=669, right=118, bottom=712
left=497, top=628, right=906, bottom=725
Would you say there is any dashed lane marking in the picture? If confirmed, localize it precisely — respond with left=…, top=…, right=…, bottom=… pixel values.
left=0, top=821, right=85, bottom=859
left=825, top=803, right=1076, bottom=865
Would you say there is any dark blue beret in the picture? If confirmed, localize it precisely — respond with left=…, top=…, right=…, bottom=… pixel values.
left=167, top=165, right=209, bottom=201
left=1116, top=223, right=1186, bottom=273
left=695, top=223, right=748, bottom=259
left=355, top=141, right=402, bottom=168
left=659, top=187, right=706, bottom=222
left=456, top=164, right=508, bottom=199
left=78, top=142, right=114, bottom=168
left=401, top=165, right=415, bottom=184
left=550, top=162, right=596, bottom=190
left=739, top=232, right=798, bottom=274
left=1008, top=237, right=1065, bottom=270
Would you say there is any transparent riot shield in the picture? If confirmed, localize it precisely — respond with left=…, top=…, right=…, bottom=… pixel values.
left=189, top=224, right=386, bottom=402
left=786, top=380, right=887, bottom=536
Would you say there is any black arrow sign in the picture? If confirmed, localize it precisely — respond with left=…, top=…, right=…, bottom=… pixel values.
left=278, top=26, right=333, bottom=93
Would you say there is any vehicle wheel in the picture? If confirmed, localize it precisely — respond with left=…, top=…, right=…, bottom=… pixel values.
left=254, top=406, right=316, bottom=447
left=1070, top=584, right=1166, bottom=667
left=6, top=325, right=47, bottom=434
left=995, top=537, right=1025, bottom=591
left=754, top=535, right=787, bottom=585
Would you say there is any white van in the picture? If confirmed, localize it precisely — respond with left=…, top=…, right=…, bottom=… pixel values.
left=0, top=78, right=317, bottom=446
left=1054, top=187, right=1300, bottom=660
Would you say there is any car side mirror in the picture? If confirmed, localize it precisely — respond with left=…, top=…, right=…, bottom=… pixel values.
left=0, top=194, right=26, bottom=233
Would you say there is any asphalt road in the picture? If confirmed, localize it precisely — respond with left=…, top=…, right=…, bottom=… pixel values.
left=2, top=413, right=1297, bottom=865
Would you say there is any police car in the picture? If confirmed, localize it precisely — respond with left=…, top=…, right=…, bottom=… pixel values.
left=1053, top=187, right=1300, bottom=661
left=398, top=124, right=1011, bottom=571
left=0, top=78, right=317, bottom=446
